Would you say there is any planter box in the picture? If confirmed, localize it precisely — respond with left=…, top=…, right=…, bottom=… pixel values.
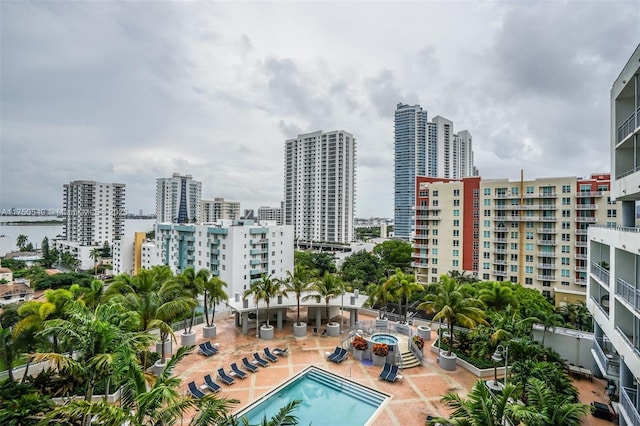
left=180, top=331, right=196, bottom=346
left=203, top=324, right=217, bottom=338
left=52, top=388, right=121, bottom=406
left=293, top=322, right=307, bottom=337
left=417, top=325, right=432, bottom=341
left=353, top=348, right=364, bottom=361
left=260, top=325, right=274, bottom=340
left=155, top=338, right=172, bottom=357
left=372, top=354, right=386, bottom=367
left=326, top=322, right=340, bottom=337
left=153, top=359, right=167, bottom=376
left=439, top=351, right=457, bottom=371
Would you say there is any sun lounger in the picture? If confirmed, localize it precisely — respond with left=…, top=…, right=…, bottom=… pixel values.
left=384, top=365, right=402, bottom=382
left=188, top=381, right=205, bottom=398
left=203, top=374, right=221, bottom=393
left=326, top=347, right=341, bottom=360
left=273, top=347, right=289, bottom=357
left=253, top=352, right=269, bottom=367
left=379, top=363, right=391, bottom=380
left=263, top=348, right=278, bottom=362
left=217, top=368, right=235, bottom=385
left=242, top=357, right=259, bottom=372
left=198, top=343, right=215, bottom=357
left=330, top=348, right=348, bottom=363
left=230, top=363, right=248, bottom=379
left=203, top=341, right=219, bottom=355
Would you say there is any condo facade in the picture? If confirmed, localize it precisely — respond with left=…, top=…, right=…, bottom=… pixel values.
left=142, top=220, right=294, bottom=297
left=156, top=173, right=202, bottom=224
left=587, top=44, right=640, bottom=425
left=394, top=103, right=477, bottom=240
left=412, top=173, right=620, bottom=304
left=283, top=130, right=356, bottom=243
left=200, top=198, right=241, bottom=223
left=258, top=204, right=283, bottom=225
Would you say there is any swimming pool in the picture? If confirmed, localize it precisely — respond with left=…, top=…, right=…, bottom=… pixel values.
left=236, top=366, right=389, bottom=425
left=371, top=333, right=399, bottom=345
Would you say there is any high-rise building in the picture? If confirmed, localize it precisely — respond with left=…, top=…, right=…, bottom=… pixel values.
left=283, top=130, right=356, bottom=243
left=586, top=44, right=640, bottom=422
left=258, top=204, right=283, bottom=225
left=394, top=103, right=477, bottom=240
left=62, top=180, right=126, bottom=245
left=200, top=198, right=241, bottom=223
left=142, top=220, right=294, bottom=298
left=412, top=173, right=620, bottom=304
left=156, top=173, right=202, bottom=223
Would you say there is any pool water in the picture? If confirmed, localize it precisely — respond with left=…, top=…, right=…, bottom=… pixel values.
left=371, top=333, right=399, bottom=345
left=238, top=366, right=388, bottom=425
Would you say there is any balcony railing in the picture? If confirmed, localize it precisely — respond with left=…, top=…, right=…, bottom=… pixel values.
left=537, top=228, right=556, bottom=233
left=616, top=105, right=640, bottom=143
left=537, top=263, right=555, bottom=269
left=575, top=204, right=597, bottom=210
left=575, top=228, right=588, bottom=235
left=411, top=262, right=428, bottom=268
left=619, top=386, right=640, bottom=426
left=493, top=259, right=508, bottom=265
left=617, top=277, right=640, bottom=311
left=492, top=270, right=507, bottom=277
left=537, top=275, right=556, bottom=281
left=574, top=278, right=586, bottom=285
left=537, top=240, right=556, bottom=246
left=590, top=225, right=640, bottom=233
left=575, top=191, right=604, bottom=197
left=592, top=338, right=619, bottom=376
left=575, top=217, right=596, bottom=223
left=616, top=326, right=640, bottom=357
left=590, top=262, right=610, bottom=287
left=575, top=253, right=587, bottom=260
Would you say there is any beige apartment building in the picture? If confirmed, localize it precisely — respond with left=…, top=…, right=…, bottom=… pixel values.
left=412, top=173, right=621, bottom=306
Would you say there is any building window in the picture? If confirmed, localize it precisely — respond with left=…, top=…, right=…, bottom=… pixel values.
left=562, top=185, right=571, bottom=193
left=484, top=210, right=491, bottom=217
left=432, top=248, right=438, bottom=255
left=561, top=269, right=570, bottom=277
left=562, top=257, right=570, bottom=265
left=607, top=210, right=617, bottom=218
left=561, top=281, right=570, bottom=286
left=453, top=209, right=460, bottom=216
left=484, top=199, right=491, bottom=206
left=562, top=245, right=570, bottom=253
left=453, top=189, right=460, bottom=196
left=483, top=262, right=490, bottom=270
left=525, top=266, right=533, bottom=273
left=562, top=197, right=571, bottom=205
left=453, top=249, right=459, bottom=257
left=525, top=278, right=533, bottom=285
left=432, top=190, right=439, bottom=197
left=525, top=243, right=533, bottom=251
left=453, top=199, right=460, bottom=206
left=510, top=265, right=518, bottom=272
left=453, top=260, right=459, bottom=267
left=484, top=188, right=491, bottom=195
left=511, top=243, right=518, bottom=250
left=526, top=186, right=534, bottom=194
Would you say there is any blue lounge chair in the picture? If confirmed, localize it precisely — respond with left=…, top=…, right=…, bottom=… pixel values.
left=263, top=348, right=278, bottom=362
left=203, top=374, right=221, bottom=393
left=253, top=352, right=269, bottom=367
left=273, top=347, right=289, bottom=357
left=379, top=363, right=391, bottom=380
left=217, top=368, right=235, bottom=385
left=331, top=348, right=348, bottom=363
left=326, top=347, right=341, bottom=360
left=242, top=357, right=259, bottom=372
left=198, top=343, right=215, bottom=357
left=203, top=341, right=219, bottom=355
left=230, top=363, right=247, bottom=379
left=384, top=365, right=401, bottom=382
left=187, top=381, right=205, bottom=398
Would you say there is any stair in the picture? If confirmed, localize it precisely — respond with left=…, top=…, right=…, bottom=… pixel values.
left=399, top=350, right=422, bottom=369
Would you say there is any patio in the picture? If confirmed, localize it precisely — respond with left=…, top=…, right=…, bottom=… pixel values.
left=171, top=310, right=614, bottom=425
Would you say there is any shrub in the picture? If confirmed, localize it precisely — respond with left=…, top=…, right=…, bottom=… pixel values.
left=412, top=335, right=425, bottom=350
left=372, top=343, right=388, bottom=357
left=352, top=335, right=368, bottom=351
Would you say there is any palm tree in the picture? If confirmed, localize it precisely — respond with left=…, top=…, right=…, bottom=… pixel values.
left=16, top=234, right=28, bottom=251
left=417, top=274, right=488, bottom=357
left=308, top=271, right=343, bottom=321
left=0, top=326, right=16, bottom=382
left=89, top=247, right=101, bottom=278
left=106, top=266, right=195, bottom=363
left=479, top=282, right=519, bottom=311
left=283, top=264, right=313, bottom=326
left=232, top=399, right=302, bottom=426
left=177, top=267, right=204, bottom=334
left=243, top=274, right=281, bottom=329
left=365, top=281, right=391, bottom=319
left=202, top=270, right=228, bottom=328
left=532, top=309, right=563, bottom=346
left=382, top=267, right=422, bottom=323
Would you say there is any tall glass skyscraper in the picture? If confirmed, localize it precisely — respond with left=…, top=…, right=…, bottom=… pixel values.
left=394, top=103, right=477, bottom=240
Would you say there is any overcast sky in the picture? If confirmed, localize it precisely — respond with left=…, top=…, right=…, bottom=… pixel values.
left=1, top=1, right=639, bottom=218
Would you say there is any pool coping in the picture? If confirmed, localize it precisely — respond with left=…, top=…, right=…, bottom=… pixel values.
left=234, top=364, right=392, bottom=425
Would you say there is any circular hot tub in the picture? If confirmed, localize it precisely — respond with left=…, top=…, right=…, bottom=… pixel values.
left=370, top=333, right=399, bottom=346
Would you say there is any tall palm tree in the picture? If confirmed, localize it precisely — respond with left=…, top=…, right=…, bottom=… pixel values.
left=365, top=281, right=391, bottom=319
left=16, top=234, right=28, bottom=251
left=479, top=282, right=519, bottom=311
left=382, top=267, right=422, bottom=323
left=0, top=326, right=16, bottom=382
left=89, top=248, right=101, bottom=278
left=243, top=274, right=281, bottom=328
left=283, top=264, right=313, bottom=326
left=177, top=267, right=204, bottom=334
left=202, top=270, right=228, bottom=328
left=106, top=266, right=195, bottom=363
left=308, top=271, right=343, bottom=321
left=417, top=274, right=488, bottom=356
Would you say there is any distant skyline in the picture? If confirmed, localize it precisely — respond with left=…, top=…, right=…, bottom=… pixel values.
left=1, top=2, right=639, bottom=217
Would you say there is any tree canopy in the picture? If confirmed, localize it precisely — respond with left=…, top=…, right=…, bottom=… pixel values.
left=339, top=250, right=384, bottom=287
left=372, top=240, right=412, bottom=271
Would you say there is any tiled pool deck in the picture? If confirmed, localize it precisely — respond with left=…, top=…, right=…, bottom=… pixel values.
left=172, top=311, right=612, bottom=425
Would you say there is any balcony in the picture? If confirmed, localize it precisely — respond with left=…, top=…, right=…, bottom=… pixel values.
left=592, top=338, right=619, bottom=377
left=537, top=228, right=556, bottom=234
left=575, top=241, right=588, bottom=247
left=493, top=238, right=508, bottom=243
left=494, top=227, right=508, bottom=232
left=412, top=243, right=429, bottom=249
left=415, top=225, right=430, bottom=230
left=575, top=217, right=596, bottom=223
left=537, top=275, right=557, bottom=281
left=575, top=191, right=604, bottom=197
left=616, top=105, right=640, bottom=143
left=616, top=326, right=640, bottom=357
left=411, top=261, right=429, bottom=268
left=539, top=217, right=557, bottom=222
left=620, top=388, right=640, bottom=426
left=493, top=259, right=508, bottom=265
left=574, top=278, right=586, bottom=286
left=590, top=262, right=610, bottom=286
left=575, top=204, right=597, bottom=210
left=575, top=253, right=587, bottom=260
left=492, top=249, right=508, bottom=254
left=492, top=270, right=507, bottom=277
left=575, top=228, right=588, bottom=235
left=617, top=277, right=640, bottom=311
left=414, top=251, right=429, bottom=259
left=537, top=263, right=555, bottom=269
left=537, top=252, right=557, bottom=258
left=537, top=240, right=556, bottom=246
left=574, top=265, right=587, bottom=273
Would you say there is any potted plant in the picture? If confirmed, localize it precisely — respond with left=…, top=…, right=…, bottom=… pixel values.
left=412, top=335, right=425, bottom=351
left=243, top=274, right=281, bottom=340
left=202, top=271, right=228, bottom=338
left=372, top=343, right=389, bottom=366
left=284, top=264, right=313, bottom=337
left=352, top=335, right=368, bottom=360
